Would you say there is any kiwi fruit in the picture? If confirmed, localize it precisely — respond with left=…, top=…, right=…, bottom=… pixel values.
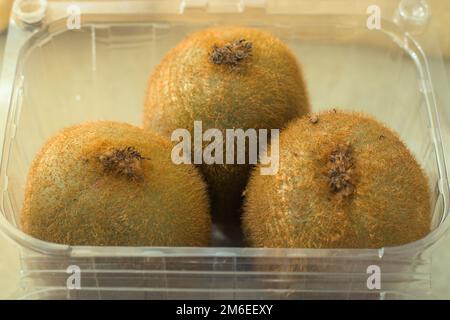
left=144, top=26, right=310, bottom=240
left=21, top=121, right=211, bottom=246
left=243, top=110, right=431, bottom=249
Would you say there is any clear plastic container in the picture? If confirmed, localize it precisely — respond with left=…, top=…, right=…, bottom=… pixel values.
left=0, top=0, right=449, bottom=299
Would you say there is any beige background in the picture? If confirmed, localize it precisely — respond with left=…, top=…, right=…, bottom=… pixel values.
left=1, top=0, right=450, bottom=299
left=0, top=32, right=21, bottom=299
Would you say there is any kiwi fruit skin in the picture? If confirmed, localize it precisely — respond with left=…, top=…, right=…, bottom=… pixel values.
left=21, top=121, right=211, bottom=247
left=143, top=26, right=310, bottom=234
left=243, top=110, right=431, bottom=249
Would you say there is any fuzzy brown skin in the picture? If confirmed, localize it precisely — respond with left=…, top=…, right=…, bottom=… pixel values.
left=21, top=122, right=211, bottom=246
left=143, top=26, right=310, bottom=236
left=243, top=110, right=431, bottom=249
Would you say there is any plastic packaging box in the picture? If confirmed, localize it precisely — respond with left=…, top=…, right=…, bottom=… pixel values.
left=0, top=0, right=449, bottom=299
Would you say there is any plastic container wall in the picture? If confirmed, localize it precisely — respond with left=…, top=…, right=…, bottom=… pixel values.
left=0, top=0, right=448, bottom=299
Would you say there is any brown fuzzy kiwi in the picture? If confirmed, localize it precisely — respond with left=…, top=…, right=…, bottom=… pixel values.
left=143, top=26, right=310, bottom=239
left=21, top=121, right=211, bottom=246
left=243, top=110, right=431, bottom=249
